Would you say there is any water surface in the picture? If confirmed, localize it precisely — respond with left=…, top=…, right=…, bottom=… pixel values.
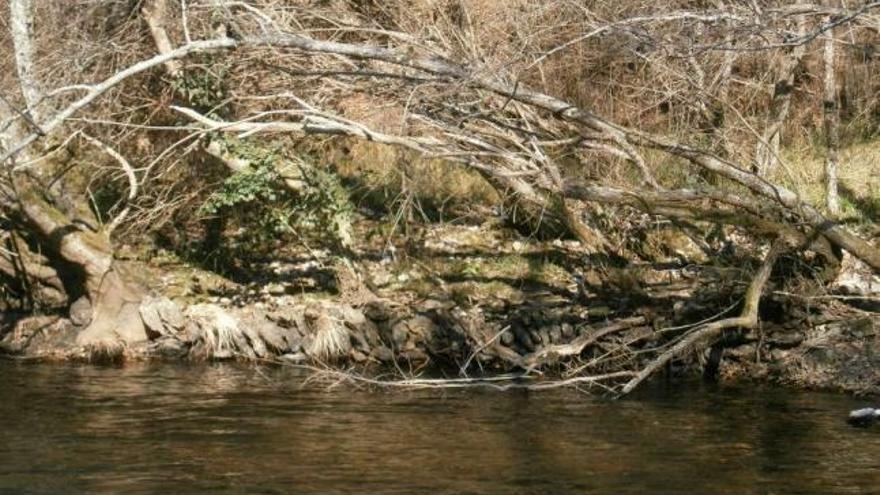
left=0, top=361, right=877, bottom=494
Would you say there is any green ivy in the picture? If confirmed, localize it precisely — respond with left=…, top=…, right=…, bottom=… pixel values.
left=171, top=56, right=229, bottom=114
left=199, top=138, right=354, bottom=251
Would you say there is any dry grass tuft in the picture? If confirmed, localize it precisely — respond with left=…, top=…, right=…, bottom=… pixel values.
left=305, top=311, right=350, bottom=360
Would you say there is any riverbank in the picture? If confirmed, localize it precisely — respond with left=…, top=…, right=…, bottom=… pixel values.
left=2, top=219, right=878, bottom=395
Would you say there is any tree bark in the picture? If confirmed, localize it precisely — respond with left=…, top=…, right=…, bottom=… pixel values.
left=9, top=0, right=41, bottom=123
left=5, top=0, right=148, bottom=346
left=18, top=191, right=146, bottom=345
left=141, top=0, right=183, bottom=77
left=755, top=16, right=807, bottom=176
left=823, top=22, right=841, bottom=216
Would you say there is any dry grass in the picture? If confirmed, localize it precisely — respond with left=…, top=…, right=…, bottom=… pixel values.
left=334, top=141, right=498, bottom=219
left=776, top=138, right=880, bottom=221
left=187, top=304, right=241, bottom=359
left=304, top=312, right=350, bottom=361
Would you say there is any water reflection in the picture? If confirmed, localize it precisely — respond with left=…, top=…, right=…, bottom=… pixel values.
left=0, top=361, right=877, bottom=494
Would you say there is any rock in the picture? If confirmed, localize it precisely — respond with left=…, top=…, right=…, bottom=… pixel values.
left=0, top=315, right=62, bottom=354
left=561, top=323, right=574, bottom=338
left=281, top=327, right=303, bottom=352
left=529, top=329, right=543, bottom=346
left=370, top=345, right=394, bottom=361
left=643, top=228, right=709, bottom=264
left=834, top=253, right=880, bottom=296
left=500, top=328, right=514, bottom=346
left=370, top=270, right=393, bottom=287
left=281, top=352, right=308, bottom=363
left=151, top=335, right=187, bottom=358
left=416, top=299, right=453, bottom=312
left=349, top=329, right=372, bottom=353
left=69, top=297, right=92, bottom=327
left=364, top=300, right=393, bottom=321
left=391, top=321, right=410, bottom=347
left=513, top=326, right=535, bottom=351
left=725, top=343, right=757, bottom=360
left=766, top=331, right=804, bottom=348
left=256, top=321, right=288, bottom=353
left=263, top=283, right=287, bottom=296
left=361, top=320, right=383, bottom=348
left=770, top=349, right=790, bottom=362
left=341, top=306, right=367, bottom=326
left=405, top=315, right=436, bottom=340
left=139, top=296, right=185, bottom=339
left=400, top=348, right=428, bottom=362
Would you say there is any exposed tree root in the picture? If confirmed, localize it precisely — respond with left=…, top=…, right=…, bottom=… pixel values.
left=620, top=238, right=786, bottom=395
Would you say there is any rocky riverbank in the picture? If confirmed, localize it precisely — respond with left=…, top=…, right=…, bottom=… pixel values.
left=2, top=221, right=878, bottom=395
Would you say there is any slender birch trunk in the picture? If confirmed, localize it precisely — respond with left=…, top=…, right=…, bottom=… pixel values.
left=823, top=22, right=841, bottom=216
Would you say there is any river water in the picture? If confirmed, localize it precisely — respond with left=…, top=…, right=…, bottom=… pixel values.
left=0, top=360, right=877, bottom=494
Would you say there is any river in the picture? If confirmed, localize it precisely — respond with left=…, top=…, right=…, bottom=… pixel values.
left=0, top=360, right=877, bottom=494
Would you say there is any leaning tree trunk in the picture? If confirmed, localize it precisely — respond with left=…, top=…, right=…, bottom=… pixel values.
left=477, top=169, right=618, bottom=254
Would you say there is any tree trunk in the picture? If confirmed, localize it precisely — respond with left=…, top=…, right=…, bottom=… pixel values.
left=755, top=16, right=807, bottom=176
left=477, top=168, right=617, bottom=253
left=18, top=191, right=147, bottom=346
left=823, top=22, right=841, bottom=216
left=9, top=0, right=41, bottom=123
left=4, top=0, right=148, bottom=347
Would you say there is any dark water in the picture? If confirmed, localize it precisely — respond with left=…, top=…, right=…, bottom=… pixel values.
left=0, top=361, right=878, bottom=494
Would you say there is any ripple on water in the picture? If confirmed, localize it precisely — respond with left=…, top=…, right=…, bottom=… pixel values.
left=0, top=360, right=878, bottom=494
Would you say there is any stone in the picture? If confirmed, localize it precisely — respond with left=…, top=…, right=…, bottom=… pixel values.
left=257, top=321, right=288, bottom=353
left=405, top=315, right=436, bottom=339
left=500, top=328, right=514, bottom=346
left=264, top=283, right=287, bottom=296
left=834, top=253, right=880, bottom=296
left=371, top=345, right=394, bottom=361
left=69, top=297, right=92, bottom=327
left=139, top=296, right=185, bottom=339
left=391, top=321, right=410, bottom=347
left=0, top=315, right=62, bottom=354
left=281, top=352, right=308, bottom=363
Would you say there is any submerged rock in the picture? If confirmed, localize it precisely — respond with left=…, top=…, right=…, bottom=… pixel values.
left=847, top=408, right=880, bottom=427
